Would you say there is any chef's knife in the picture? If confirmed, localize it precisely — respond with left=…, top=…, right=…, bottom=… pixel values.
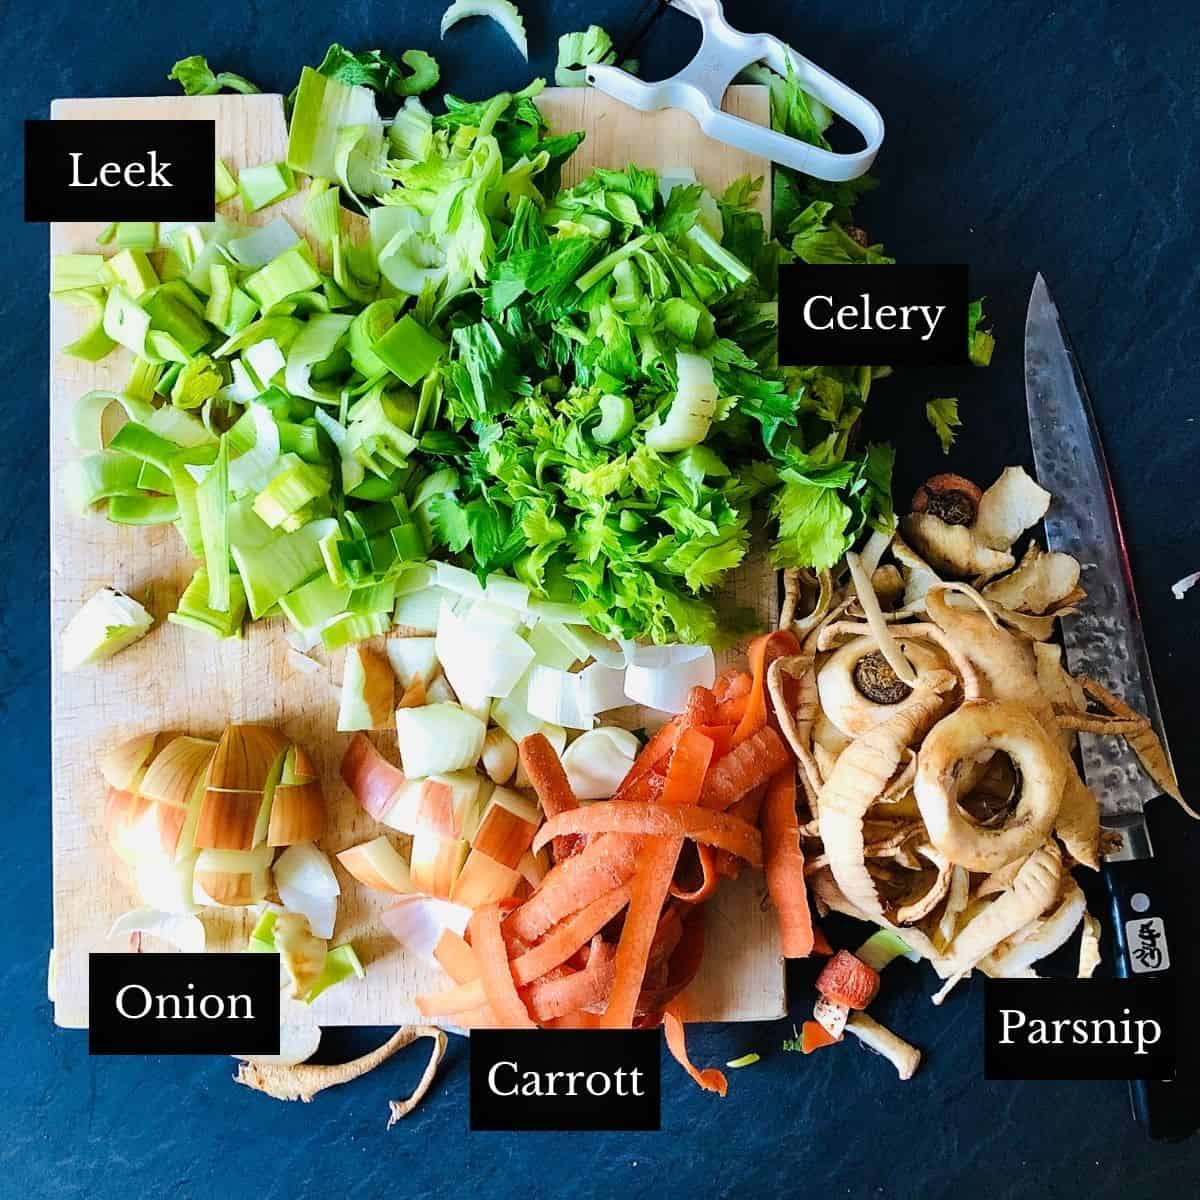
left=1025, top=273, right=1195, bottom=1141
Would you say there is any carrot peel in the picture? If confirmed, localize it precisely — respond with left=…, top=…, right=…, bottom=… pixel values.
left=663, top=1007, right=727, bottom=1096
left=762, top=769, right=814, bottom=958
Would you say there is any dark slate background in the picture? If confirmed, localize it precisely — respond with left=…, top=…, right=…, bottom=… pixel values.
left=4, top=2, right=1198, bottom=1196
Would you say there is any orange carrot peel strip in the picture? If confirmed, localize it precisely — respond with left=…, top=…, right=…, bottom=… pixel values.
left=800, top=1020, right=840, bottom=1053
left=532, top=802, right=762, bottom=866
left=469, top=903, right=535, bottom=1027
left=733, top=629, right=801, bottom=746
left=504, top=833, right=640, bottom=943
left=519, top=732, right=582, bottom=862
left=663, top=1006, right=727, bottom=1095
left=699, top=726, right=791, bottom=811
left=762, top=769, right=815, bottom=957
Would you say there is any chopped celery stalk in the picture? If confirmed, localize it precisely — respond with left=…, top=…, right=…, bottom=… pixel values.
left=171, top=355, right=224, bottom=411
left=231, top=514, right=339, bottom=619
left=59, top=288, right=117, bottom=361
left=645, top=352, right=718, bottom=452
left=246, top=247, right=322, bottom=313
left=237, top=162, right=297, bottom=213
left=197, top=437, right=232, bottom=612
left=287, top=67, right=387, bottom=201
left=107, top=422, right=180, bottom=474
left=227, top=217, right=302, bottom=267
left=726, top=1053, right=760, bottom=1069
left=347, top=579, right=395, bottom=614
left=102, top=287, right=150, bottom=355
left=60, top=586, right=154, bottom=670
left=63, top=451, right=144, bottom=513
left=108, top=494, right=180, bottom=524
left=279, top=572, right=350, bottom=634
left=215, top=157, right=238, bottom=203
left=169, top=568, right=246, bottom=638
left=684, top=224, right=752, bottom=283
left=373, top=314, right=447, bottom=386
left=349, top=298, right=403, bottom=379
left=110, top=222, right=157, bottom=250
left=253, top=459, right=331, bottom=528
left=388, top=96, right=434, bottom=160
left=51, top=254, right=105, bottom=294
left=103, top=248, right=158, bottom=299
left=592, top=392, right=634, bottom=444
left=575, top=234, right=649, bottom=292
left=320, top=610, right=391, bottom=650
left=441, top=0, right=529, bottom=59
left=303, top=943, right=365, bottom=1004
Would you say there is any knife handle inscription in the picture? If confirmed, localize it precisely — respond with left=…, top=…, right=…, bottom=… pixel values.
left=1103, top=852, right=1198, bottom=1142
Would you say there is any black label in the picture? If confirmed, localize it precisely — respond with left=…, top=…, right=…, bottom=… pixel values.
left=25, top=119, right=216, bottom=222
left=779, top=264, right=969, bottom=365
left=984, top=978, right=1175, bottom=1080
left=89, top=954, right=280, bottom=1055
left=470, top=1029, right=661, bottom=1130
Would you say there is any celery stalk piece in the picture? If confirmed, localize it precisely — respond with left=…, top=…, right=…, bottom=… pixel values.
left=237, top=162, right=297, bottom=213
left=287, top=67, right=389, bottom=201
left=60, top=586, right=154, bottom=670
left=215, top=157, right=238, bottom=203
left=440, top=0, right=529, bottom=60
left=373, top=314, right=447, bottom=386
left=169, top=568, right=247, bottom=639
left=197, top=437, right=231, bottom=612
left=51, top=254, right=105, bottom=294
left=58, top=288, right=118, bottom=361
left=320, top=610, right=391, bottom=650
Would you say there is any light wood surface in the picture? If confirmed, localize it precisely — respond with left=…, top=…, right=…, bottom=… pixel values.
left=49, top=86, right=784, bottom=1028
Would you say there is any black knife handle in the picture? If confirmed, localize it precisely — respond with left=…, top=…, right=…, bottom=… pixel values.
left=1103, top=855, right=1197, bottom=1141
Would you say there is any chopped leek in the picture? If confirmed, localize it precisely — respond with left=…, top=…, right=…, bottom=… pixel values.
left=246, top=246, right=322, bottom=313
left=63, top=451, right=143, bottom=513
left=197, top=437, right=232, bottom=612
left=60, top=586, right=154, bottom=670
left=374, top=314, right=447, bottom=386
left=58, top=288, right=117, bottom=361
left=214, top=157, right=238, bottom=203
left=103, top=249, right=158, bottom=299
left=320, top=610, right=391, bottom=650
left=231, top=514, right=338, bottom=619
left=108, top=494, right=180, bottom=524
left=169, top=568, right=246, bottom=638
left=237, top=162, right=297, bottom=213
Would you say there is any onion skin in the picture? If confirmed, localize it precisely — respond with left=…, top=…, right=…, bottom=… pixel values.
left=268, top=781, right=324, bottom=846
left=341, top=733, right=406, bottom=821
left=194, top=788, right=262, bottom=852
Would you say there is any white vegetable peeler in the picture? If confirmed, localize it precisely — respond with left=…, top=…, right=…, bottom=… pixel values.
left=587, top=0, right=884, bottom=181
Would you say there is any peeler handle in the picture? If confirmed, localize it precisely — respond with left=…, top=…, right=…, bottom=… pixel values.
left=588, top=0, right=884, bottom=181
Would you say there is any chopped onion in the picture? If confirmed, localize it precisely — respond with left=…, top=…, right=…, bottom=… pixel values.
left=623, top=644, right=716, bottom=713
left=395, top=702, right=486, bottom=778
left=386, top=637, right=439, bottom=688
left=60, top=586, right=153, bottom=671
left=525, top=665, right=595, bottom=729
left=381, top=896, right=472, bottom=964
left=109, top=907, right=205, bottom=953
left=561, top=727, right=639, bottom=800
left=134, top=856, right=201, bottom=915
left=1172, top=571, right=1199, bottom=601
left=434, top=561, right=484, bottom=598
left=435, top=599, right=534, bottom=700
left=274, top=843, right=340, bottom=938
left=578, top=662, right=628, bottom=714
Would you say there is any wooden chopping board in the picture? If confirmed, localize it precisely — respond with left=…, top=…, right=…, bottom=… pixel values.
left=49, top=86, right=783, bottom=1028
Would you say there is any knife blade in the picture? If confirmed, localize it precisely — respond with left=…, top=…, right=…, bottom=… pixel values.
left=1025, top=272, right=1194, bottom=1141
